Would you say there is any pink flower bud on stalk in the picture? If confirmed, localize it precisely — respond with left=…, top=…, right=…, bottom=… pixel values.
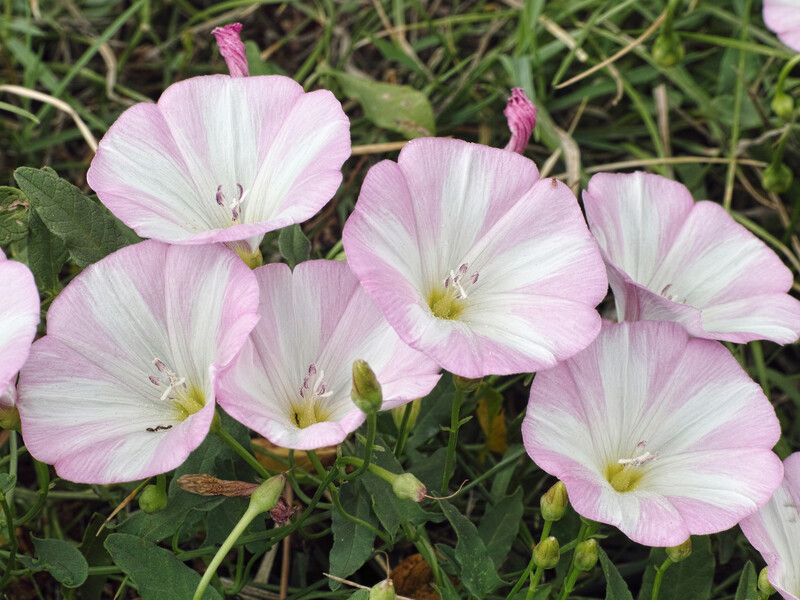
left=392, top=473, right=427, bottom=502
left=0, top=385, right=20, bottom=431
left=352, top=359, right=383, bottom=415
left=573, top=539, right=599, bottom=572
left=193, top=474, right=285, bottom=600
left=758, top=567, right=776, bottom=597
left=504, top=88, right=537, bottom=154
left=211, top=23, right=249, bottom=77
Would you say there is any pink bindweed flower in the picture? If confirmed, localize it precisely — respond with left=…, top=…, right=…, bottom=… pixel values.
left=17, top=241, right=259, bottom=484
left=764, top=0, right=800, bottom=53
left=504, top=88, right=537, bottom=154
left=216, top=260, right=441, bottom=450
left=0, top=248, right=39, bottom=395
left=584, top=171, right=800, bottom=343
left=86, top=59, right=350, bottom=265
left=342, top=138, right=607, bottom=378
left=212, top=23, right=249, bottom=77
left=740, top=453, right=800, bottom=600
left=522, top=319, right=783, bottom=547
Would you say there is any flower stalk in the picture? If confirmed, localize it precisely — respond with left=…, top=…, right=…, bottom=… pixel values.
left=210, top=412, right=273, bottom=480
left=441, top=388, right=465, bottom=494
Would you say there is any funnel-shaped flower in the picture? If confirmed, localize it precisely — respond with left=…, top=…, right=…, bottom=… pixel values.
left=86, top=75, right=350, bottom=261
left=764, top=0, right=800, bottom=53
left=522, top=320, right=782, bottom=547
left=584, top=172, right=800, bottom=343
left=342, top=138, right=607, bottom=378
left=17, top=241, right=259, bottom=484
left=216, top=260, right=440, bottom=450
left=741, top=453, right=800, bottom=600
left=0, top=248, right=39, bottom=393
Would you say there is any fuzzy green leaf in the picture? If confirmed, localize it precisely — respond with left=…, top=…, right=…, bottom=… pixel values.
left=18, top=536, right=89, bottom=588
left=735, top=562, right=758, bottom=600
left=0, top=186, right=30, bottom=244
left=329, top=479, right=378, bottom=589
left=478, top=487, right=523, bottom=568
left=638, top=536, right=714, bottom=600
left=278, top=224, right=311, bottom=269
left=598, top=547, right=634, bottom=600
left=27, top=209, right=68, bottom=297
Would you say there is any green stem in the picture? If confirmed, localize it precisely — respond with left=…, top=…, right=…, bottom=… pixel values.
left=211, top=415, right=273, bottom=480
left=324, top=239, right=343, bottom=260
left=652, top=558, right=673, bottom=600
left=7, top=431, right=17, bottom=508
left=343, top=412, right=377, bottom=480
left=776, top=54, right=800, bottom=95
left=526, top=566, right=544, bottom=600
left=441, top=389, right=464, bottom=493
left=393, top=402, right=414, bottom=457
left=193, top=503, right=261, bottom=600
left=557, top=522, right=590, bottom=600
left=14, top=460, right=49, bottom=527
left=505, top=553, right=537, bottom=600
left=540, top=520, right=553, bottom=543
left=0, top=491, right=18, bottom=591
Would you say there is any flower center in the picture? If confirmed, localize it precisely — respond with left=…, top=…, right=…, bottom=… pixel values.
left=215, top=183, right=246, bottom=223
left=290, top=363, right=333, bottom=429
left=149, top=358, right=205, bottom=422
left=426, top=263, right=479, bottom=320
left=605, top=441, right=659, bottom=493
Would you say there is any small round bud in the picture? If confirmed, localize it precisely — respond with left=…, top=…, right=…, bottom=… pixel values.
left=762, top=162, right=793, bottom=194
left=772, top=93, right=794, bottom=120
left=369, top=579, right=397, bottom=600
left=392, top=398, right=422, bottom=432
left=249, top=473, right=285, bottom=515
left=533, top=536, right=560, bottom=570
left=540, top=481, right=568, bottom=522
left=392, top=473, right=426, bottom=502
left=0, top=406, right=20, bottom=431
left=758, top=567, right=776, bottom=596
left=351, top=360, right=383, bottom=415
left=652, top=31, right=685, bottom=67
left=453, top=375, right=482, bottom=392
left=573, top=539, right=599, bottom=572
left=665, top=537, right=692, bottom=563
left=138, top=484, right=168, bottom=514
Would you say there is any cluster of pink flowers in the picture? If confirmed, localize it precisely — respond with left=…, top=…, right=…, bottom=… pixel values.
left=2, top=22, right=800, bottom=594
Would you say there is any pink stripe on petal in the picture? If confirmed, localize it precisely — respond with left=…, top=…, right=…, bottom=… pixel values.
left=212, top=23, right=249, bottom=77
left=503, top=88, right=537, bottom=154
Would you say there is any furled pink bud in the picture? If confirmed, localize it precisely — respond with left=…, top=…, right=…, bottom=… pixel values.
left=503, top=88, right=537, bottom=154
left=212, top=23, right=249, bottom=77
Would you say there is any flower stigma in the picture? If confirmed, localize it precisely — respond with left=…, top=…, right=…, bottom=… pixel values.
left=215, top=183, right=246, bottom=223
left=426, top=263, right=479, bottom=320
left=291, top=363, right=332, bottom=429
left=150, top=358, right=205, bottom=421
left=605, top=441, right=659, bottom=493
left=660, top=284, right=686, bottom=304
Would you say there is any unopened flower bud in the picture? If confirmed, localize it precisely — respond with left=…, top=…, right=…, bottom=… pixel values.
left=540, top=481, right=568, bottom=522
left=772, top=93, right=794, bottom=120
left=665, top=537, right=692, bottom=563
left=249, top=473, right=285, bottom=515
left=351, top=360, right=383, bottom=415
left=177, top=474, right=259, bottom=497
left=0, top=385, right=20, bottom=431
left=533, top=536, right=560, bottom=569
left=392, top=398, right=421, bottom=431
left=652, top=31, right=685, bottom=67
left=392, top=473, right=426, bottom=502
left=574, top=539, right=599, bottom=572
left=369, top=579, right=397, bottom=600
left=453, top=375, right=482, bottom=392
left=758, top=567, right=776, bottom=596
left=138, top=484, right=168, bottom=514
left=762, top=162, right=793, bottom=193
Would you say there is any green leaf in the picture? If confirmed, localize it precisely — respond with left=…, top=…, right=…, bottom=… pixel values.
left=329, top=479, right=377, bottom=589
left=78, top=513, right=114, bottom=600
left=27, top=209, right=69, bottom=297
left=105, top=533, right=222, bottom=600
left=0, top=473, right=16, bottom=495
left=17, top=536, right=89, bottom=588
left=243, top=41, right=287, bottom=76
left=478, top=487, right=523, bottom=568
left=734, top=562, right=758, bottom=600
left=598, top=547, right=634, bottom=600
left=638, top=536, right=714, bottom=600
left=0, top=101, right=40, bottom=124
left=333, top=72, right=436, bottom=139
left=14, top=167, right=129, bottom=267
left=278, top=224, right=311, bottom=269
left=440, top=500, right=504, bottom=598
left=0, top=186, right=30, bottom=244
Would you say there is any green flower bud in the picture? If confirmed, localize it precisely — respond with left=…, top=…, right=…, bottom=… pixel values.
left=392, top=398, right=422, bottom=431
left=772, top=93, right=794, bottom=120
left=652, top=31, right=685, bottom=67
left=0, top=406, right=20, bottom=431
left=138, top=484, right=168, bottom=514
left=665, top=537, right=692, bottom=563
left=533, top=536, right=560, bottom=570
left=573, top=539, right=599, bottom=572
left=369, top=579, right=397, bottom=600
left=351, top=359, right=383, bottom=415
left=452, top=375, right=482, bottom=392
left=540, top=481, right=569, bottom=522
left=392, top=473, right=426, bottom=502
left=762, top=162, right=793, bottom=194
left=758, top=567, right=776, bottom=596
left=249, top=473, right=285, bottom=515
